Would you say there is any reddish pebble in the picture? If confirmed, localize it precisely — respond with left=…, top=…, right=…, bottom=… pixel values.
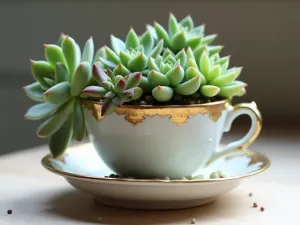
left=253, top=203, right=258, bottom=208
left=260, top=207, right=264, bottom=212
left=7, top=209, right=12, bottom=214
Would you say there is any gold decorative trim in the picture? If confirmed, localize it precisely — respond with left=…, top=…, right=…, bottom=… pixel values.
left=82, top=100, right=229, bottom=126
left=41, top=146, right=270, bottom=184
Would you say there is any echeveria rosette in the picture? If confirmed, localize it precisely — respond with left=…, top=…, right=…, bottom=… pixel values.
left=146, top=13, right=222, bottom=55
left=23, top=34, right=95, bottom=157
left=97, top=28, right=164, bottom=76
left=195, top=50, right=246, bottom=98
left=83, top=64, right=143, bottom=116
left=147, top=48, right=202, bottom=102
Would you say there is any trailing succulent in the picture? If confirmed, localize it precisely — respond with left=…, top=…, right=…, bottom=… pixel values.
left=24, top=34, right=95, bottom=157
left=24, top=13, right=247, bottom=156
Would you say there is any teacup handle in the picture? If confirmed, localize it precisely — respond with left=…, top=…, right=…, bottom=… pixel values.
left=212, top=101, right=262, bottom=160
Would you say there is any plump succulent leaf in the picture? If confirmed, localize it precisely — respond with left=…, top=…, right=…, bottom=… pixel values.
left=44, top=44, right=66, bottom=68
left=148, top=57, right=160, bottom=72
left=70, top=62, right=91, bottom=96
left=201, top=34, right=218, bottom=45
left=148, top=70, right=170, bottom=86
left=101, top=98, right=116, bottom=116
left=100, top=57, right=117, bottom=68
left=61, top=36, right=79, bottom=78
left=165, top=65, right=184, bottom=86
left=113, top=78, right=127, bottom=93
left=49, top=114, right=73, bottom=158
left=219, top=83, right=246, bottom=97
left=200, top=85, right=220, bottom=97
left=151, top=40, right=164, bottom=58
left=126, top=28, right=140, bottom=50
left=92, top=64, right=108, bottom=84
left=23, top=82, right=45, bottom=102
left=55, top=62, right=69, bottom=83
left=113, top=64, right=131, bottom=76
left=206, top=65, right=221, bottom=82
left=168, top=13, right=180, bottom=36
left=179, top=15, right=194, bottom=30
left=172, top=31, right=188, bottom=52
left=24, top=102, right=57, bottom=120
left=152, top=86, right=173, bottom=102
left=127, top=53, right=147, bottom=71
left=175, top=49, right=187, bottom=68
left=140, top=31, right=154, bottom=56
left=186, top=67, right=201, bottom=80
left=119, top=51, right=131, bottom=66
left=174, top=75, right=201, bottom=95
left=81, top=37, right=94, bottom=65
left=210, top=70, right=237, bottom=87
left=31, top=60, right=54, bottom=88
left=199, top=51, right=210, bottom=75
left=154, top=22, right=171, bottom=48
left=126, top=72, right=142, bottom=89
left=82, top=86, right=107, bottom=97
left=73, top=100, right=86, bottom=142
left=37, top=99, right=75, bottom=138
left=105, top=46, right=120, bottom=65
left=44, top=81, right=71, bottom=105
left=110, top=35, right=125, bottom=54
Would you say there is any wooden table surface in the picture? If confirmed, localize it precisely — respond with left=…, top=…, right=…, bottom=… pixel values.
left=0, top=130, right=299, bottom=225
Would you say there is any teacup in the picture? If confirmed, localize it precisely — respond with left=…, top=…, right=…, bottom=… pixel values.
left=83, top=100, right=262, bottom=179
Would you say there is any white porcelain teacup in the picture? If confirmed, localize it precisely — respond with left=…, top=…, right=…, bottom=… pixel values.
left=83, top=100, right=262, bottom=179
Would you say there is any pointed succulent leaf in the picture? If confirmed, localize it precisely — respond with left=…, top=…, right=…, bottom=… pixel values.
left=45, top=44, right=66, bottom=68
left=55, top=62, right=69, bottom=83
left=221, top=61, right=229, bottom=74
left=207, top=65, right=221, bottom=82
left=210, top=53, right=220, bottom=64
left=100, top=57, right=117, bottom=68
left=23, top=82, right=45, bottom=102
left=155, top=55, right=163, bottom=66
left=73, top=100, right=86, bottom=142
left=49, top=113, right=73, bottom=157
left=93, top=47, right=106, bottom=64
left=140, top=30, right=154, bottom=56
left=110, top=96, right=122, bottom=107
left=175, top=49, right=187, bottom=68
left=101, top=98, right=116, bottom=116
left=186, top=47, right=196, bottom=61
left=163, top=54, right=176, bottom=64
left=154, top=22, right=171, bottom=48
left=126, top=72, right=142, bottom=89
left=152, top=86, right=173, bottom=102
left=225, top=67, right=243, bottom=79
left=180, top=15, right=194, bottom=31
left=92, top=64, right=108, bottom=84
left=81, top=37, right=94, bottom=64
left=200, top=51, right=210, bottom=75
left=193, top=44, right=207, bottom=63
left=163, top=48, right=175, bottom=60
left=188, top=36, right=202, bottom=50
left=161, top=63, right=173, bottom=74
left=208, top=45, right=224, bottom=55
left=172, top=31, right=188, bottom=52
left=113, top=64, right=131, bottom=76
left=200, top=85, right=220, bottom=97
left=150, top=40, right=164, bottom=58
left=61, top=36, right=79, bottom=78
left=168, top=13, right=180, bottom=36
left=115, top=75, right=123, bottom=84
left=211, top=70, right=237, bottom=86
left=57, top=33, right=66, bottom=46
left=186, top=67, right=201, bottom=80
left=113, top=78, right=127, bottom=93
left=71, top=62, right=91, bottom=96
left=192, top=25, right=205, bottom=36
left=148, top=57, right=160, bottom=72
left=44, top=78, right=55, bottom=86
left=127, top=53, right=147, bottom=71
left=101, top=81, right=114, bottom=91
left=186, top=58, right=199, bottom=69
left=138, top=76, right=152, bottom=93
left=165, top=65, right=184, bottom=86
left=125, top=28, right=140, bottom=50
left=131, top=87, right=143, bottom=100
left=110, top=35, right=125, bottom=54
left=106, top=69, right=116, bottom=83
left=219, top=83, right=246, bottom=98
left=174, top=75, right=201, bottom=95
left=37, top=99, right=75, bottom=138
left=200, top=73, right=207, bottom=85
left=119, top=51, right=131, bottom=66
left=201, top=34, right=218, bottom=45
left=44, top=82, right=70, bottom=105
left=105, top=46, right=120, bottom=64
left=146, top=24, right=158, bottom=41
left=215, top=56, right=230, bottom=66
left=148, top=70, right=170, bottom=86
left=104, top=91, right=116, bottom=99
left=160, top=62, right=166, bottom=72
left=31, top=60, right=54, bottom=88
left=82, top=86, right=107, bottom=97
left=24, top=102, right=57, bottom=120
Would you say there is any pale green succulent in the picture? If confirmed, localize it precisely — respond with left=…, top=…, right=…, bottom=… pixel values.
left=24, top=34, right=95, bottom=157
left=146, top=13, right=222, bottom=54
left=97, top=28, right=164, bottom=75
left=82, top=65, right=143, bottom=115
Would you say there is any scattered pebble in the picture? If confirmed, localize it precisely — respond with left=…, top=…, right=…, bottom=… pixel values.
left=140, top=100, right=147, bottom=105
left=260, top=207, right=264, bottom=212
left=7, top=209, right=12, bottom=215
left=191, top=218, right=196, bottom=224
left=253, top=203, right=258, bottom=208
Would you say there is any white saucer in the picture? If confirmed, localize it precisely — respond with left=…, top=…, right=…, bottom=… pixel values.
left=42, top=143, right=270, bottom=210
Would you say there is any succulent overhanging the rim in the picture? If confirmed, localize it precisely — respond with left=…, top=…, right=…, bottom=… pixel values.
left=23, top=34, right=96, bottom=157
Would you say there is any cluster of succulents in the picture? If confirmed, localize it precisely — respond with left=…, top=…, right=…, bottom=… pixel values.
left=24, top=13, right=247, bottom=156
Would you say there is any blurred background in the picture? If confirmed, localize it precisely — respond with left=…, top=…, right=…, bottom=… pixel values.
left=0, top=0, right=299, bottom=155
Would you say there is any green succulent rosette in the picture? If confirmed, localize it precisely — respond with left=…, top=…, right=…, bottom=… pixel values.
left=23, top=34, right=95, bottom=157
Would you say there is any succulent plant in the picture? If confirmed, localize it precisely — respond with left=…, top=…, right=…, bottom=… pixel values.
left=23, top=34, right=95, bottom=157
left=96, top=28, right=164, bottom=75
left=82, top=64, right=143, bottom=115
left=146, top=13, right=223, bottom=55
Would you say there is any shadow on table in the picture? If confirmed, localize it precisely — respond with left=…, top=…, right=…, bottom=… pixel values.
left=44, top=189, right=244, bottom=224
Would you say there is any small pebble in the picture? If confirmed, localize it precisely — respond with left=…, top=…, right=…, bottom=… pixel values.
left=140, top=100, right=147, bottom=105
left=7, top=209, right=12, bottom=215
left=260, top=207, right=264, bottom=212
left=144, top=95, right=153, bottom=103
left=191, top=218, right=196, bottom=224
left=253, top=203, right=258, bottom=208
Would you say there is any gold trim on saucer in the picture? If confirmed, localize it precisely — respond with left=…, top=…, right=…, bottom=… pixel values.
left=41, top=147, right=270, bottom=184
left=82, top=100, right=229, bottom=126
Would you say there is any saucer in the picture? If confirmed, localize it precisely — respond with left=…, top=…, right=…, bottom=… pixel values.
left=41, top=143, right=270, bottom=210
